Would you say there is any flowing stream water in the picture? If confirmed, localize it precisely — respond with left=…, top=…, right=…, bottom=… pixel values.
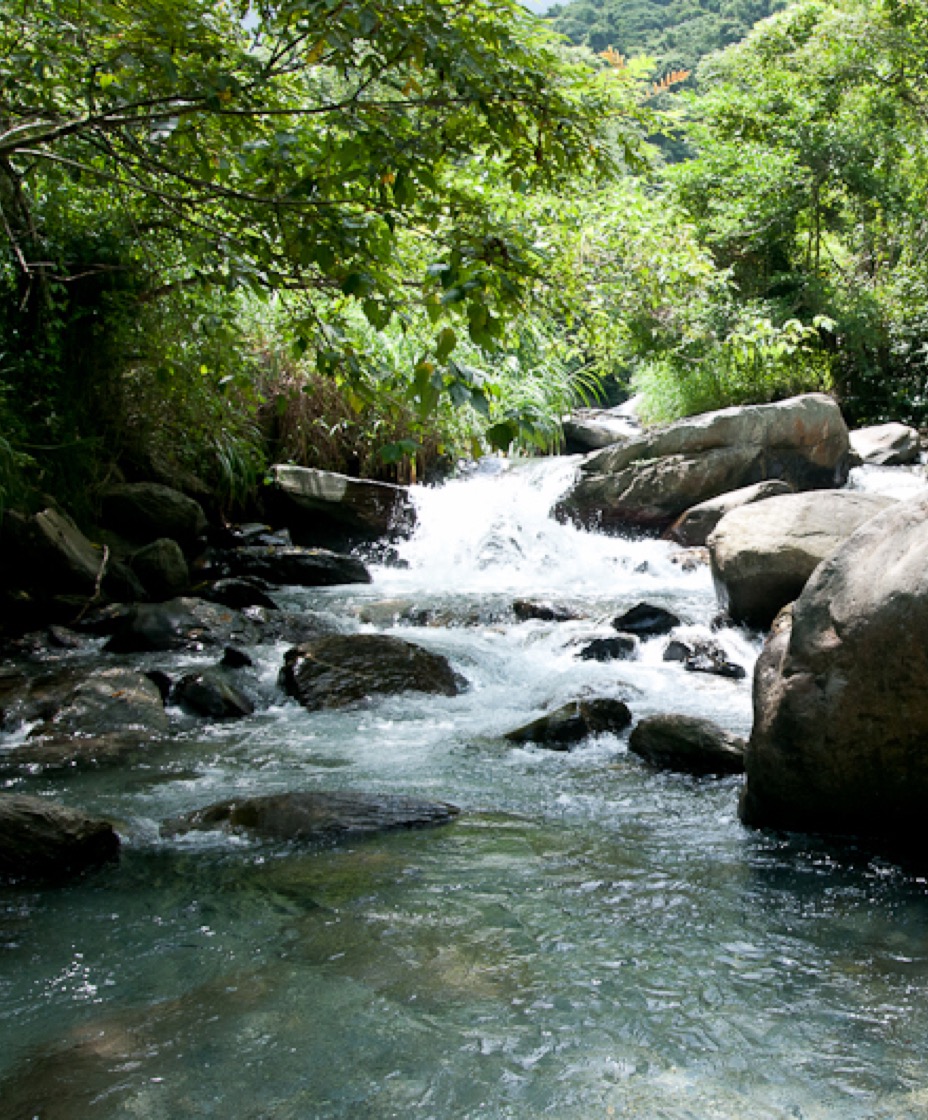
left=3, top=459, right=928, bottom=1119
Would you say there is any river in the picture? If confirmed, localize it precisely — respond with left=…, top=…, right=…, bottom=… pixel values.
left=2, top=458, right=928, bottom=1119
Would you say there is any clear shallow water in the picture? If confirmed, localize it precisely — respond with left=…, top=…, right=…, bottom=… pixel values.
left=3, top=459, right=928, bottom=1119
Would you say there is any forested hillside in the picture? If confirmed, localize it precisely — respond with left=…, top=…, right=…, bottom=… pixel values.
left=547, top=0, right=788, bottom=75
left=0, top=0, right=926, bottom=521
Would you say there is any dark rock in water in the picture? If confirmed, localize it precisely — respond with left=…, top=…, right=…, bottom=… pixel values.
left=613, top=603, right=680, bottom=637
left=683, top=641, right=746, bottom=680
left=221, top=646, right=253, bottom=669
left=663, top=635, right=746, bottom=680
left=128, top=538, right=189, bottom=600
left=9, top=666, right=170, bottom=739
left=174, top=669, right=255, bottom=720
left=162, top=790, right=459, bottom=842
left=100, top=482, right=208, bottom=551
left=741, top=494, right=928, bottom=846
left=0, top=795, right=120, bottom=882
left=578, top=636, right=638, bottom=662
left=0, top=732, right=158, bottom=773
left=247, top=608, right=341, bottom=646
left=215, top=545, right=371, bottom=588
left=200, top=577, right=279, bottom=611
left=505, top=697, right=632, bottom=749
left=94, top=597, right=262, bottom=653
left=281, top=634, right=462, bottom=711
left=268, top=464, right=416, bottom=548
left=629, top=715, right=745, bottom=776
left=512, top=599, right=580, bottom=623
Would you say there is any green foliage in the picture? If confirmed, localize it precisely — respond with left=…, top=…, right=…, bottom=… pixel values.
left=663, top=0, right=928, bottom=423
left=633, top=310, right=835, bottom=420
left=547, top=0, right=788, bottom=78
left=0, top=0, right=650, bottom=506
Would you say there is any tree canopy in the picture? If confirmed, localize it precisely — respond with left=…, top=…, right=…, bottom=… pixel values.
left=0, top=0, right=638, bottom=346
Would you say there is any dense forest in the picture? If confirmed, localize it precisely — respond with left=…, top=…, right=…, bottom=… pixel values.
left=1, top=0, right=926, bottom=519
left=546, top=0, right=789, bottom=76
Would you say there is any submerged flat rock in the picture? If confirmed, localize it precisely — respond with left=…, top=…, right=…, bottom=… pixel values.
left=162, top=790, right=460, bottom=842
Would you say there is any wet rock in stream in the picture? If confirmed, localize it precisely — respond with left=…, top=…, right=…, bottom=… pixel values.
left=210, top=545, right=371, bottom=588
left=0, top=794, right=120, bottom=882
left=512, top=599, right=582, bottom=623
left=612, top=602, right=681, bottom=637
left=173, top=668, right=255, bottom=720
left=578, top=636, right=638, bottom=662
left=0, top=732, right=160, bottom=773
left=504, top=698, right=633, bottom=749
left=0, top=665, right=169, bottom=738
left=629, top=714, right=746, bottom=776
left=162, top=790, right=460, bottom=842
left=281, top=633, right=462, bottom=711
left=662, top=638, right=746, bottom=680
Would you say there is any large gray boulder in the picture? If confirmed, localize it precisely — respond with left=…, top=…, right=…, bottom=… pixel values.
left=741, top=494, right=928, bottom=846
left=100, top=482, right=207, bottom=551
left=268, top=465, right=416, bottom=547
left=707, top=490, right=894, bottom=629
left=849, top=422, right=920, bottom=466
left=281, top=633, right=462, bottom=711
left=669, top=480, right=794, bottom=547
left=0, top=795, right=120, bottom=882
left=554, top=394, right=849, bottom=533
left=162, top=790, right=459, bottom=842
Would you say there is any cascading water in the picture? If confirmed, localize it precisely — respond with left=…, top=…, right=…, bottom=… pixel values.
left=2, top=458, right=928, bottom=1120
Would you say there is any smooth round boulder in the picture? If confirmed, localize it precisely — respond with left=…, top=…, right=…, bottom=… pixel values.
left=629, top=715, right=745, bottom=775
left=669, top=480, right=794, bottom=547
left=708, top=490, right=895, bottom=629
left=281, top=634, right=462, bottom=711
left=578, top=636, right=638, bottom=662
left=741, top=494, right=928, bottom=846
left=613, top=603, right=680, bottom=637
left=0, top=795, right=120, bottom=882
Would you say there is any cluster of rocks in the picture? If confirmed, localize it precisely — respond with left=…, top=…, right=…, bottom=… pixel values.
left=0, top=464, right=444, bottom=883
left=4, top=394, right=928, bottom=880
left=563, top=394, right=928, bottom=853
